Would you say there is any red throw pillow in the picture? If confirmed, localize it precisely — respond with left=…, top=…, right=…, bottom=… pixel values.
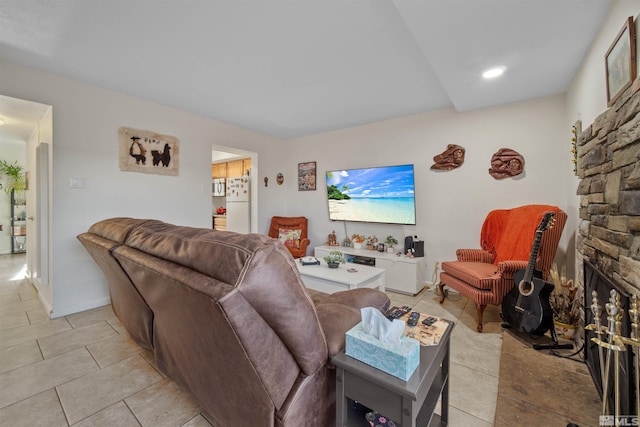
left=278, top=228, right=301, bottom=249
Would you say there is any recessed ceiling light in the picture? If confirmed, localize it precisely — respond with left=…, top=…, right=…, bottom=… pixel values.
left=482, top=66, right=507, bottom=79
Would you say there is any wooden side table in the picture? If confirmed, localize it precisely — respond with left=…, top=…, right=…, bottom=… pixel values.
left=333, top=320, right=453, bottom=427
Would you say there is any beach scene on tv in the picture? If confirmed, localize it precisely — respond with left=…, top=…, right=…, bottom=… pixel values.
left=326, top=164, right=416, bottom=225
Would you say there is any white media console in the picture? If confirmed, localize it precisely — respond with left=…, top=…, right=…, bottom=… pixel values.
left=314, top=245, right=427, bottom=295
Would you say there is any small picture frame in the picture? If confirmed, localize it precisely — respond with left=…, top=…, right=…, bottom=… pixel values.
left=298, top=161, right=316, bottom=191
left=605, top=16, right=636, bottom=107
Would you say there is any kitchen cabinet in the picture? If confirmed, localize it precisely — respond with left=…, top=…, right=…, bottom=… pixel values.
left=211, top=163, right=227, bottom=179
left=212, top=158, right=251, bottom=179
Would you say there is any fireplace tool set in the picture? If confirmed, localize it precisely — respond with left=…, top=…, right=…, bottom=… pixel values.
left=586, top=290, right=639, bottom=419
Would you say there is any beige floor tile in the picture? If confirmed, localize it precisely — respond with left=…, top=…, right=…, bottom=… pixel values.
left=0, top=389, right=67, bottom=427
left=73, top=401, right=141, bottom=427
left=449, top=362, right=499, bottom=424
left=447, top=406, right=494, bottom=427
left=450, top=332, right=502, bottom=377
left=412, top=297, right=460, bottom=323
left=0, top=298, right=45, bottom=316
left=17, top=281, right=38, bottom=301
left=0, top=347, right=98, bottom=409
left=182, top=414, right=215, bottom=427
left=87, top=333, right=144, bottom=368
left=38, top=321, right=119, bottom=359
left=65, top=304, right=119, bottom=329
left=57, top=354, right=163, bottom=424
left=26, top=307, right=50, bottom=324
left=0, top=310, right=30, bottom=331
left=0, top=340, right=43, bottom=375
left=0, top=291, right=20, bottom=304
left=126, top=378, right=202, bottom=427
left=385, top=290, right=422, bottom=308
left=0, top=316, right=71, bottom=350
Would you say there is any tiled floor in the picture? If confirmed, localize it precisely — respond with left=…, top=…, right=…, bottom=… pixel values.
left=0, top=252, right=594, bottom=426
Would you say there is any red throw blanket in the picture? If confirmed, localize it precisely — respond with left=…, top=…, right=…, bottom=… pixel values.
left=480, top=205, right=561, bottom=265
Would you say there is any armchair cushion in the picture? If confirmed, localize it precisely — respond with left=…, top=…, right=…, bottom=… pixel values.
left=440, top=261, right=498, bottom=290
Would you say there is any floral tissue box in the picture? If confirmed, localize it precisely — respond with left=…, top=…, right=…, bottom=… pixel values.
left=345, top=322, right=420, bottom=381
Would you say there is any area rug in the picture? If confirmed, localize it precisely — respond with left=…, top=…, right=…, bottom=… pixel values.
left=495, top=331, right=601, bottom=427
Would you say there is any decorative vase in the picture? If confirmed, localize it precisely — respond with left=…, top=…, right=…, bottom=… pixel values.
left=353, top=242, right=362, bottom=250
left=327, top=262, right=340, bottom=269
left=387, top=246, right=394, bottom=253
left=554, top=321, right=575, bottom=340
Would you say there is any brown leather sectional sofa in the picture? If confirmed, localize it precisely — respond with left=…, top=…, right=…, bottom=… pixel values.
left=77, top=218, right=390, bottom=427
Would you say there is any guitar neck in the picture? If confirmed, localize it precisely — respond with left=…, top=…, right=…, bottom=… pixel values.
left=523, top=230, right=543, bottom=281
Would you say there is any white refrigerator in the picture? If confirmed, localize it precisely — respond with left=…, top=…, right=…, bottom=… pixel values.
left=225, top=176, right=250, bottom=233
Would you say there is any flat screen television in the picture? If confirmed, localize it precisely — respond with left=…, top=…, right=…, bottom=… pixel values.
left=325, top=164, right=416, bottom=225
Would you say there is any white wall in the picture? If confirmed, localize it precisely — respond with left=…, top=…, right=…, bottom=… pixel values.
left=1, top=60, right=287, bottom=317
left=285, top=96, right=569, bottom=280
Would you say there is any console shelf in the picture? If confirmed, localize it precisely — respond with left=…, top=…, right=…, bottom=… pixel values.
left=314, top=245, right=427, bottom=295
left=10, top=189, right=26, bottom=254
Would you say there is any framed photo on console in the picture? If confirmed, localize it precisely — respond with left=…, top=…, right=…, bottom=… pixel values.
left=605, top=16, right=636, bottom=107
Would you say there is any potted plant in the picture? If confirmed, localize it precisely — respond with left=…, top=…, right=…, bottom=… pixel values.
left=549, top=263, right=579, bottom=339
left=323, top=250, right=345, bottom=268
left=385, top=235, right=398, bottom=253
left=0, top=160, right=26, bottom=195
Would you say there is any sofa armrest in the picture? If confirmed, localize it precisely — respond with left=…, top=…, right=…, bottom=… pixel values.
left=317, top=288, right=390, bottom=313
left=315, top=303, right=360, bottom=358
left=456, top=248, right=495, bottom=263
left=495, top=260, right=528, bottom=277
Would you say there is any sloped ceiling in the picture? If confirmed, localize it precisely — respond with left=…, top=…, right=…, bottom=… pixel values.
left=0, top=0, right=612, bottom=140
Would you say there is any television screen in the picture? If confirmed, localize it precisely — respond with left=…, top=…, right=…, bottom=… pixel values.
left=325, top=164, right=416, bottom=225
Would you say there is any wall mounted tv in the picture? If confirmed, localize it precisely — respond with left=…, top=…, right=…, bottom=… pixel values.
left=325, top=164, right=416, bottom=225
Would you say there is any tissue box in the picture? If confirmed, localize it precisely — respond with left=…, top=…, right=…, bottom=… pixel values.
left=345, top=322, right=420, bottom=381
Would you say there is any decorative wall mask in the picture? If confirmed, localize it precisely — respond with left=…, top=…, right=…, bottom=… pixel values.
left=276, top=173, right=284, bottom=185
left=489, top=148, right=524, bottom=179
left=431, top=144, right=465, bottom=170
left=264, top=177, right=269, bottom=187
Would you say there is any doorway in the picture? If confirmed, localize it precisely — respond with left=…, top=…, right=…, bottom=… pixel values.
left=0, top=94, right=53, bottom=312
left=211, top=145, right=258, bottom=233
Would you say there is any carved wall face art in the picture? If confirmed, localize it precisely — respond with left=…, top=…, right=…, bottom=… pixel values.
left=276, top=173, right=284, bottom=185
left=431, top=144, right=465, bottom=170
left=488, top=148, right=525, bottom=179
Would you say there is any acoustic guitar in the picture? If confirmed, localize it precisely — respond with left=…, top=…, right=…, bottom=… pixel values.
left=501, top=212, right=556, bottom=335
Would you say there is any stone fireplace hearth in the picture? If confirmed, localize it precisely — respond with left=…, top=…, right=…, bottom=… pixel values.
left=576, top=80, right=640, bottom=413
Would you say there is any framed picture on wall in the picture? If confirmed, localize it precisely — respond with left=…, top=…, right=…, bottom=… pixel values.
left=605, top=16, right=636, bottom=107
left=298, top=161, right=316, bottom=191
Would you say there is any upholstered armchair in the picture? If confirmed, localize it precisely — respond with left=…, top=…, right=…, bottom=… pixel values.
left=268, top=216, right=311, bottom=258
left=438, top=205, right=567, bottom=332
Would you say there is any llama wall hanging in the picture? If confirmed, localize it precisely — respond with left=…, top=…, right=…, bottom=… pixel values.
left=118, top=127, right=180, bottom=176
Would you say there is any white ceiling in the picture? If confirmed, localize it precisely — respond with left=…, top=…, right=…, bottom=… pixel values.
left=0, top=0, right=612, bottom=141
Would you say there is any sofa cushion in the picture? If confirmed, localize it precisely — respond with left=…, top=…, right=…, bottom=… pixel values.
left=441, top=261, right=498, bottom=290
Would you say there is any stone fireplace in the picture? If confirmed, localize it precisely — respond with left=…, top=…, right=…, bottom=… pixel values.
left=576, top=81, right=640, bottom=414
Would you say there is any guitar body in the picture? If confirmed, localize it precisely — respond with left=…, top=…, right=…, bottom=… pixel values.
left=501, top=269, right=555, bottom=335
